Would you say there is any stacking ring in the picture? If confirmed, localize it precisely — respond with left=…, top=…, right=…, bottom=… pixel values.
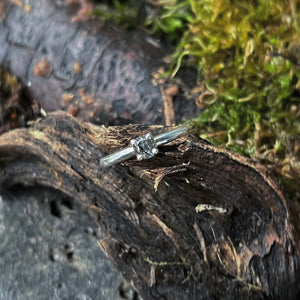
left=100, top=126, right=188, bottom=167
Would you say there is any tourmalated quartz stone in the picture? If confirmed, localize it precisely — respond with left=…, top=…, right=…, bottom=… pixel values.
left=131, top=133, right=158, bottom=160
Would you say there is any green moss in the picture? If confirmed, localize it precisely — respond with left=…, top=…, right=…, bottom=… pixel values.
left=92, top=0, right=141, bottom=28
left=145, top=1, right=193, bottom=41
left=154, top=0, right=300, bottom=184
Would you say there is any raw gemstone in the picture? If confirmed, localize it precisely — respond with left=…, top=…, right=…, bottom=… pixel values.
left=131, top=133, right=158, bottom=160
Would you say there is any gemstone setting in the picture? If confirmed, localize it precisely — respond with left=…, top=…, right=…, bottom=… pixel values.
left=131, top=133, right=158, bottom=161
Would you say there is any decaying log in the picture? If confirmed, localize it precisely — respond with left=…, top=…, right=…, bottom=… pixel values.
left=0, top=0, right=200, bottom=125
left=0, top=111, right=299, bottom=299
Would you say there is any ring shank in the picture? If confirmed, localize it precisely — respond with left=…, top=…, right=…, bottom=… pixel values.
left=154, top=126, right=188, bottom=146
left=100, top=147, right=135, bottom=167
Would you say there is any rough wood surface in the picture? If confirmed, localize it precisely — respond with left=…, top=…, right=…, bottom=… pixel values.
left=0, top=111, right=298, bottom=299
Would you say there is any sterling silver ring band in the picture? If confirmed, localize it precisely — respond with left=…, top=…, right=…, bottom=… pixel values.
left=100, top=126, right=188, bottom=167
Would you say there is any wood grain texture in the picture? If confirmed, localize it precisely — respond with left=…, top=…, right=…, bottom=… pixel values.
left=0, top=111, right=298, bottom=299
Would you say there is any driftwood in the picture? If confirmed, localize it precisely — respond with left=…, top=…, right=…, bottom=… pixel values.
left=0, top=111, right=299, bottom=299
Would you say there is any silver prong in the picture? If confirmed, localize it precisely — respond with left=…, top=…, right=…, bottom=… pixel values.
left=136, top=154, right=143, bottom=161
left=152, top=148, right=159, bottom=154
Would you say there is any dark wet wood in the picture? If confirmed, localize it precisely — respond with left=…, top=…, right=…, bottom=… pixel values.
left=0, top=111, right=298, bottom=299
left=0, top=0, right=200, bottom=126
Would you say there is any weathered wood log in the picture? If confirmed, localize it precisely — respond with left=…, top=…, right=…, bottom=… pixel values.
left=0, top=111, right=299, bottom=299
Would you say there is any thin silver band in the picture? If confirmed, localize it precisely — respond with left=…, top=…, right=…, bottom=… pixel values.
left=100, top=126, right=188, bottom=167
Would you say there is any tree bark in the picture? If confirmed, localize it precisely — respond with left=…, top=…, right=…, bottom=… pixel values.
left=0, top=111, right=298, bottom=299
left=0, top=0, right=200, bottom=126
